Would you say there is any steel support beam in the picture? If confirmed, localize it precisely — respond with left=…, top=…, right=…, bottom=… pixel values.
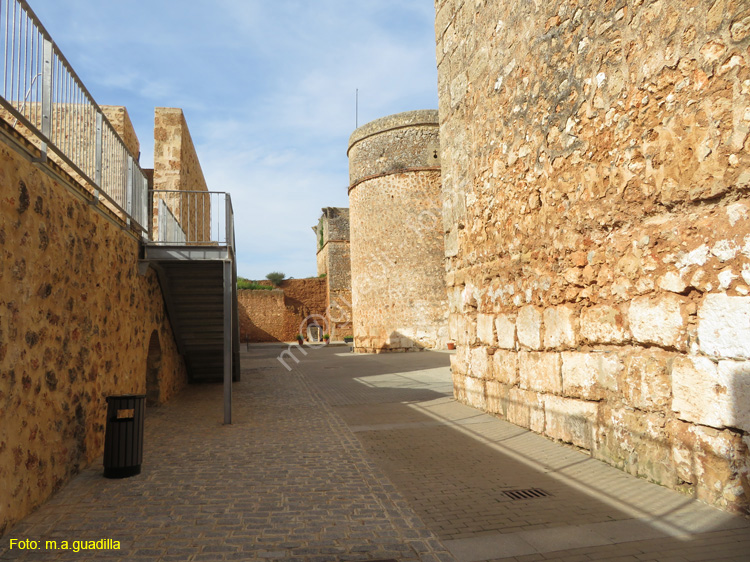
left=223, top=259, right=233, bottom=424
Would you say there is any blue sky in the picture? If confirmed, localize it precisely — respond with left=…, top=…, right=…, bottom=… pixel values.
left=29, top=0, right=439, bottom=280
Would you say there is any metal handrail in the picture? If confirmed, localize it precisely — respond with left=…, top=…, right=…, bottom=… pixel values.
left=0, top=0, right=148, bottom=233
left=150, top=190, right=235, bottom=250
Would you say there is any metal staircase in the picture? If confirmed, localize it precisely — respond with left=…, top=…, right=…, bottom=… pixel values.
left=142, top=190, right=239, bottom=423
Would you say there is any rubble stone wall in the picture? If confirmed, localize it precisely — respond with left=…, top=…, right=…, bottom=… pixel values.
left=0, top=123, right=187, bottom=534
left=348, top=110, right=449, bottom=353
left=436, top=0, right=750, bottom=513
left=238, top=279, right=327, bottom=343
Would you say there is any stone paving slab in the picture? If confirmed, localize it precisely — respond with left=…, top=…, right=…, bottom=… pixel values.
left=2, top=344, right=749, bottom=562
left=295, top=347, right=750, bottom=562
left=0, top=344, right=455, bottom=562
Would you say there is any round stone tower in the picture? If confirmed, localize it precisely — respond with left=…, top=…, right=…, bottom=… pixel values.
left=347, top=110, right=448, bottom=353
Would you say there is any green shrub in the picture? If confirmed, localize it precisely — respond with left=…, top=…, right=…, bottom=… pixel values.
left=237, top=278, right=274, bottom=291
left=266, top=272, right=285, bottom=286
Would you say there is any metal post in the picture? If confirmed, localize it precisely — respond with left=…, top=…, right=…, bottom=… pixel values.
left=39, top=36, right=52, bottom=161
left=125, top=154, right=133, bottom=227
left=223, top=258, right=232, bottom=425
left=94, top=111, right=102, bottom=200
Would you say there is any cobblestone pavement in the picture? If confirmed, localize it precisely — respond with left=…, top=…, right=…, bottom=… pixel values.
left=2, top=344, right=749, bottom=562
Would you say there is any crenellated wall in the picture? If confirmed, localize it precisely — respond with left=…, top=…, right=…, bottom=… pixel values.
left=0, top=120, right=187, bottom=534
left=436, top=0, right=750, bottom=513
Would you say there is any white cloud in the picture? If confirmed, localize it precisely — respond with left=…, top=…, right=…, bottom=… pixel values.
left=29, top=0, right=439, bottom=279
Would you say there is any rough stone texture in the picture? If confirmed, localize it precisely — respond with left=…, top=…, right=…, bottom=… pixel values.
left=545, top=395, right=597, bottom=450
left=672, top=356, right=750, bottom=433
left=238, top=279, right=327, bottom=343
left=629, top=295, right=686, bottom=350
left=561, top=351, right=621, bottom=401
left=476, top=313, right=496, bottom=344
left=100, top=106, right=140, bottom=160
left=152, top=108, right=210, bottom=242
left=517, top=305, right=542, bottom=350
left=698, top=294, right=750, bottom=359
left=348, top=110, right=448, bottom=352
left=519, top=351, right=561, bottom=395
left=437, top=0, right=750, bottom=513
left=313, top=207, right=353, bottom=340
left=508, top=387, right=545, bottom=433
left=0, top=120, right=187, bottom=535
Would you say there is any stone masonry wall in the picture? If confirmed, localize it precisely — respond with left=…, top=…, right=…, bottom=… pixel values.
left=0, top=122, right=187, bottom=534
left=101, top=106, right=140, bottom=160
left=436, top=0, right=750, bottom=513
left=348, top=110, right=449, bottom=353
left=314, top=208, right=353, bottom=339
left=152, top=108, right=210, bottom=243
left=238, top=278, right=327, bottom=343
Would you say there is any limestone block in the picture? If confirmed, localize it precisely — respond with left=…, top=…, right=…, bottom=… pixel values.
left=519, top=351, right=562, bottom=394
left=620, top=352, right=672, bottom=411
left=580, top=305, right=628, bottom=344
left=477, top=313, right=496, bottom=345
left=629, top=295, right=686, bottom=349
left=561, top=352, right=621, bottom=400
left=452, top=371, right=467, bottom=402
left=544, top=395, right=598, bottom=450
left=517, top=305, right=542, bottom=350
left=669, top=419, right=748, bottom=511
left=672, top=356, right=750, bottom=432
left=543, top=305, right=577, bottom=349
left=508, top=387, right=545, bottom=433
left=596, top=406, right=675, bottom=487
left=698, top=294, right=750, bottom=359
left=464, top=376, right=487, bottom=410
left=495, top=314, right=516, bottom=349
left=451, top=313, right=477, bottom=346
left=449, top=350, right=467, bottom=376
left=492, top=350, right=519, bottom=385
left=470, top=346, right=492, bottom=379
left=486, top=380, right=509, bottom=417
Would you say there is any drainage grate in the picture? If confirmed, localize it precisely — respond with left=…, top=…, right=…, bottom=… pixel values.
left=503, top=488, right=552, bottom=500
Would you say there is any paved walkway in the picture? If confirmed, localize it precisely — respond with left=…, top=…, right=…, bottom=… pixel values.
left=1, top=344, right=749, bottom=561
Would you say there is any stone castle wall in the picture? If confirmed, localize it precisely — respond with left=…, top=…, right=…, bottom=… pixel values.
left=101, top=106, right=140, bottom=160
left=348, top=110, right=449, bottom=353
left=152, top=108, right=210, bottom=243
left=314, top=208, right=353, bottom=339
left=436, top=0, right=750, bottom=513
left=238, top=278, right=327, bottom=343
left=0, top=122, right=187, bottom=534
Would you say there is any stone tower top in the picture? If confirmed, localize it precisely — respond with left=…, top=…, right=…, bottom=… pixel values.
left=347, top=110, right=440, bottom=189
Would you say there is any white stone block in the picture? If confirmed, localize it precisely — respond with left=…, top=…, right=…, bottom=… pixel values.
left=544, top=395, right=598, bottom=450
left=629, top=295, right=685, bottom=349
left=493, top=350, right=519, bottom=385
left=561, top=352, right=620, bottom=399
left=470, top=346, right=492, bottom=379
left=698, top=294, right=750, bottom=359
left=477, top=313, right=496, bottom=345
left=672, top=356, right=750, bottom=432
left=464, top=376, right=486, bottom=410
left=580, top=305, right=627, bottom=344
left=517, top=305, right=542, bottom=350
left=519, top=351, right=561, bottom=394
left=543, top=305, right=577, bottom=349
left=495, top=314, right=516, bottom=349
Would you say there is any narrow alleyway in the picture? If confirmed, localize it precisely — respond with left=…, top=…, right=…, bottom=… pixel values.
left=1, top=344, right=748, bottom=562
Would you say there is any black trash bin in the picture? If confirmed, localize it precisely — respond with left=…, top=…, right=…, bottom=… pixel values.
left=103, top=394, right=145, bottom=478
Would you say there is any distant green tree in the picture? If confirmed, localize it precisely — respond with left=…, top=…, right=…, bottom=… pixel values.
left=266, top=272, right=285, bottom=286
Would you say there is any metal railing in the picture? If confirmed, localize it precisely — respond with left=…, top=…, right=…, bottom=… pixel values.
left=150, top=190, right=235, bottom=250
left=0, top=0, right=148, bottom=232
